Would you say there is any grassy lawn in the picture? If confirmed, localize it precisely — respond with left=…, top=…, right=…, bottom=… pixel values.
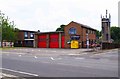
left=0, top=47, right=26, bottom=50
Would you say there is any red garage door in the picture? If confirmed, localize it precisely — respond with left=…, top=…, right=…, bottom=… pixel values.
left=61, top=36, right=65, bottom=48
left=49, top=34, right=59, bottom=48
left=38, top=34, right=47, bottom=48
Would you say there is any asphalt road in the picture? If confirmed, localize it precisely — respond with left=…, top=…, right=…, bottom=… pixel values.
left=1, top=48, right=119, bottom=77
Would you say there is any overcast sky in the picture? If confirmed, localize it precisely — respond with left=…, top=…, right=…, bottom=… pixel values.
left=0, top=0, right=119, bottom=32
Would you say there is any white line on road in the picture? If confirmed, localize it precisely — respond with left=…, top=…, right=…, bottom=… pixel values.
left=34, top=56, right=38, bottom=58
left=2, top=73, right=17, bottom=77
left=75, top=57, right=85, bottom=59
left=94, top=53, right=106, bottom=55
left=50, top=57, right=55, bottom=60
left=18, top=55, right=21, bottom=57
left=68, top=54, right=80, bottom=55
left=1, top=68, right=39, bottom=77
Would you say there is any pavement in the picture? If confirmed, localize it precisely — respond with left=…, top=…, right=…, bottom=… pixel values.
left=1, top=47, right=118, bottom=56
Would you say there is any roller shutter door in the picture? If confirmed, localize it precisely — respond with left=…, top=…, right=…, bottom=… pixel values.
left=61, top=36, right=65, bottom=48
left=38, top=34, right=47, bottom=48
left=49, top=34, right=59, bottom=48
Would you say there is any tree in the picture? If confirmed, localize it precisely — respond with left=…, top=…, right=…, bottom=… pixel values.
left=0, top=11, right=18, bottom=42
left=110, top=26, right=120, bottom=43
left=96, top=30, right=101, bottom=38
left=56, top=25, right=66, bottom=31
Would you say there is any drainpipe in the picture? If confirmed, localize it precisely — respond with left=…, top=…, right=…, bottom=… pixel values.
left=59, top=33, right=61, bottom=48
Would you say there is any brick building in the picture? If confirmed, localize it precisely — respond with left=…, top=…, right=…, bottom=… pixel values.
left=64, top=21, right=96, bottom=48
left=35, top=21, right=97, bottom=48
left=14, top=30, right=37, bottom=47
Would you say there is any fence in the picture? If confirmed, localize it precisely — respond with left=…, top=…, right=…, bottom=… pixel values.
left=102, top=42, right=120, bottom=49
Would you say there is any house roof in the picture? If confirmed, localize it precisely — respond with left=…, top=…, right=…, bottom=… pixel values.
left=36, top=31, right=64, bottom=34
left=18, top=30, right=38, bottom=33
left=71, top=21, right=97, bottom=31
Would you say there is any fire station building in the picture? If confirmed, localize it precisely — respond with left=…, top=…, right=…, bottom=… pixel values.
left=35, top=21, right=97, bottom=48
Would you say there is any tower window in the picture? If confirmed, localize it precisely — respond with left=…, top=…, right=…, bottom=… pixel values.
left=106, top=34, right=108, bottom=40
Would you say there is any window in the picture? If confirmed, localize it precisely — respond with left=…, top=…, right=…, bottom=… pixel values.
left=106, top=34, right=108, bottom=40
left=86, top=29, right=88, bottom=33
left=92, top=31, right=93, bottom=34
left=24, top=32, right=28, bottom=38
left=30, top=33, right=34, bottom=38
left=69, top=27, right=76, bottom=34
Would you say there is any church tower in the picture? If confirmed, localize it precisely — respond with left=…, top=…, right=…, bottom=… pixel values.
left=101, top=10, right=111, bottom=42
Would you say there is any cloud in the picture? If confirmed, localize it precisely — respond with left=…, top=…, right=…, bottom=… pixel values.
left=0, top=0, right=118, bottom=32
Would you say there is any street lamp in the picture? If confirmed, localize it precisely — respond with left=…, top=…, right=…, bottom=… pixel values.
left=86, top=33, right=89, bottom=49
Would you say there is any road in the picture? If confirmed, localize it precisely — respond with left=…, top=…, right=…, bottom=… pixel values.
left=1, top=48, right=119, bottom=77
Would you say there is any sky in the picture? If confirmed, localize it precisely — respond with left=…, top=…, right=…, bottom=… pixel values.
left=0, top=0, right=119, bottom=32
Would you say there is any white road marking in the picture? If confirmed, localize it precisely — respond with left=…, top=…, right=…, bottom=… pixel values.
left=57, top=63, right=69, bottom=66
left=34, top=56, right=37, bottom=58
left=2, top=73, right=17, bottom=77
left=94, top=53, right=105, bottom=55
left=41, top=62, right=50, bottom=64
left=1, top=68, right=39, bottom=77
left=0, top=72, right=1, bottom=75
left=32, top=50, right=34, bottom=51
left=68, top=54, right=80, bottom=55
left=75, top=57, right=85, bottom=59
left=18, top=55, right=21, bottom=57
left=38, top=50, right=41, bottom=51
left=50, top=57, right=55, bottom=60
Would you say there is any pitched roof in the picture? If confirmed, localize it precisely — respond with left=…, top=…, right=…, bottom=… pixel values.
left=36, top=31, right=64, bottom=34
left=18, top=30, right=38, bottom=33
left=71, top=21, right=97, bottom=31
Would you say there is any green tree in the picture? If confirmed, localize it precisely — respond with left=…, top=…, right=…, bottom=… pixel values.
left=96, top=30, right=101, bottom=38
left=0, top=11, right=18, bottom=42
left=56, top=25, right=66, bottom=31
left=110, top=26, right=120, bottom=43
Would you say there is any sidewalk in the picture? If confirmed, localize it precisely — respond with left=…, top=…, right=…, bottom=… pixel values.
left=1, top=48, right=118, bottom=57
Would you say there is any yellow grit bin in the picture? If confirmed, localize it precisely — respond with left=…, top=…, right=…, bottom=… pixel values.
left=71, top=40, right=79, bottom=48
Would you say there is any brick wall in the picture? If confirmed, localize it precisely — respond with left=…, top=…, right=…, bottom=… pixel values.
left=17, top=31, right=24, bottom=40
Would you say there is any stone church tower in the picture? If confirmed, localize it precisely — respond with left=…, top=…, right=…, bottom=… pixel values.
left=101, top=10, right=111, bottom=42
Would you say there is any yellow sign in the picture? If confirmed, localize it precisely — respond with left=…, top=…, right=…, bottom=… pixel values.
left=71, top=40, right=79, bottom=48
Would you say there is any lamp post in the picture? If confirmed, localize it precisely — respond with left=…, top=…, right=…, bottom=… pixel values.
left=86, top=33, right=89, bottom=49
